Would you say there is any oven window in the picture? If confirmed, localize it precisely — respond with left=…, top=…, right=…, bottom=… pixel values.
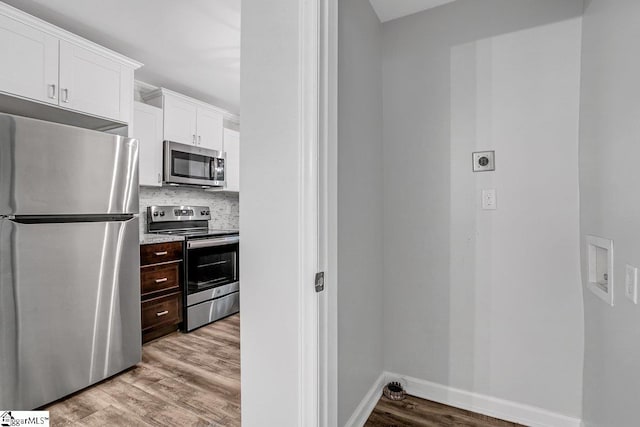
left=187, top=243, right=238, bottom=294
left=172, top=151, right=211, bottom=180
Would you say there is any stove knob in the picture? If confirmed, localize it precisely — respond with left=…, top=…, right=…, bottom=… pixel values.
left=201, top=210, right=206, bottom=215
left=205, top=210, right=210, bottom=215
left=153, top=211, right=159, bottom=217
left=159, top=211, right=165, bottom=217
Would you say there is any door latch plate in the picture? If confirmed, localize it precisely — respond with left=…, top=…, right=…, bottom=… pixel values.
left=315, top=272, right=325, bottom=292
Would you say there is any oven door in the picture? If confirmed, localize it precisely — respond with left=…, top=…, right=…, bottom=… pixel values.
left=164, top=140, right=224, bottom=187
left=186, top=237, right=239, bottom=306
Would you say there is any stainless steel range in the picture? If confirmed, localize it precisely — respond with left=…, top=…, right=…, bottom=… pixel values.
left=147, top=206, right=239, bottom=331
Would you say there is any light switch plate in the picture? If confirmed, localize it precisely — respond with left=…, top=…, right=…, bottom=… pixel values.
left=473, top=151, right=495, bottom=172
left=482, top=189, right=497, bottom=210
left=625, top=264, right=637, bottom=304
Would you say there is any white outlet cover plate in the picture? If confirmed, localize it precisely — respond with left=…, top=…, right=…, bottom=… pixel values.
left=625, top=264, right=638, bottom=304
left=473, top=151, right=495, bottom=172
left=482, top=189, right=497, bottom=210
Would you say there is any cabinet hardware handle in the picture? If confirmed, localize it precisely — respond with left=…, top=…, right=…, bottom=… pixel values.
left=156, top=310, right=169, bottom=317
left=154, top=251, right=168, bottom=256
left=198, top=135, right=202, bottom=145
left=155, top=277, right=168, bottom=283
left=193, top=134, right=196, bottom=144
left=48, top=84, right=56, bottom=99
left=157, top=173, right=161, bottom=184
left=62, top=88, right=69, bottom=103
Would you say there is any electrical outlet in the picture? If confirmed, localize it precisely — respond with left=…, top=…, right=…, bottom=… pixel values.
left=482, top=189, right=497, bottom=210
left=473, top=151, right=495, bottom=172
left=625, top=264, right=637, bottom=304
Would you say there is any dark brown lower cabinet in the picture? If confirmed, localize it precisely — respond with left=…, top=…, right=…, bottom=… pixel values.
left=140, top=241, right=183, bottom=343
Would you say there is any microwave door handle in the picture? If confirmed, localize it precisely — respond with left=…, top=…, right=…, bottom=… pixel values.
left=212, top=158, right=222, bottom=181
left=217, top=158, right=225, bottom=182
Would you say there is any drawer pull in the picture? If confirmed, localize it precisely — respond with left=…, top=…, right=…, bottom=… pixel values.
left=155, top=277, right=168, bottom=283
left=154, top=251, right=168, bottom=256
left=156, top=310, right=169, bottom=317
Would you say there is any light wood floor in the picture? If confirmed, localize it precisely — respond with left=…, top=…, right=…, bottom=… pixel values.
left=45, top=314, right=522, bottom=427
left=45, top=314, right=241, bottom=427
left=365, top=395, right=526, bottom=427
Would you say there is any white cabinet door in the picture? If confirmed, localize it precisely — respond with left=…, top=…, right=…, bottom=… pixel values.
left=197, top=106, right=223, bottom=151
left=223, top=128, right=240, bottom=192
left=0, top=15, right=58, bottom=104
left=163, top=95, right=198, bottom=145
left=133, top=102, right=163, bottom=187
left=59, top=40, right=130, bottom=122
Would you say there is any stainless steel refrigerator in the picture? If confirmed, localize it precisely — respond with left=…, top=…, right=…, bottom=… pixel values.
left=0, top=114, right=141, bottom=410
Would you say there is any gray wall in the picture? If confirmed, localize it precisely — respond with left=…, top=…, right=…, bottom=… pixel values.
left=337, top=0, right=384, bottom=425
left=579, top=1, right=640, bottom=425
left=381, top=0, right=584, bottom=418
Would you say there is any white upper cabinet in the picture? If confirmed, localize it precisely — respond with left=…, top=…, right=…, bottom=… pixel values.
left=0, top=3, right=141, bottom=124
left=223, top=128, right=240, bottom=192
left=163, top=94, right=198, bottom=145
left=133, top=102, right=163, bottom=187
left=0, top=14, right=58, bottom=105
left=59, top=41, right=134, bottom=123
left=197, top=106, right=224, bottom=151
left=145, top=89, right=226, bottom=152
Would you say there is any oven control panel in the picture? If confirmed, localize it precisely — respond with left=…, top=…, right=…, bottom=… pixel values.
left=174, top=208, right=194, bottom=217
left=148, top=205, right=211, bottom=222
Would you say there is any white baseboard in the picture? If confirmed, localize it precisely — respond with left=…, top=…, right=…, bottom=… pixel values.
left=344, top=372, right=386, bottom=427
left=385, top=371, right=582, bottom=427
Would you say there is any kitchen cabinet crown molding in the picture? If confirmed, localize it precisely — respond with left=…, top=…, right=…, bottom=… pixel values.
left=143, top=87, right=239, bottom=124
left=0, top=2, right=142, bottom=70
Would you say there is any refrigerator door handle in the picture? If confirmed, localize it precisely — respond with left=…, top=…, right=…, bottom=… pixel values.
left=11, top=214, right=136, bottom=224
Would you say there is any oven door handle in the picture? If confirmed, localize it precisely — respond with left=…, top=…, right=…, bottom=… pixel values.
left=187, top=236, right=239, bottom=250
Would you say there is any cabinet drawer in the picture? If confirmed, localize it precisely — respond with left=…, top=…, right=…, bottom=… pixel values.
left=140, top=241, right=183, bottom=266
left=141, top=293, right=181, bottom=332
left=141, top=263, right=180, bottom=296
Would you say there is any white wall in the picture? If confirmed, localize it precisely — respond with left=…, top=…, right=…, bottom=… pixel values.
left=337, top=0, right=384, bottom=425
left=381, top=0, right=584, bottom=419
left=240, top=1, right=304, bottom=425
left=579, top=1, right=640, bottom=426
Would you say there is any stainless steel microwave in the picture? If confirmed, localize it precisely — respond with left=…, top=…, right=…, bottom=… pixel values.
left=164, top=140, right=225, bottom=188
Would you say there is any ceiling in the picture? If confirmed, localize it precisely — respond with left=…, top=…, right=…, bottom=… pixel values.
left=369, top=0, right=457, bottom=22
left=4, top=0, right=241, bottom=114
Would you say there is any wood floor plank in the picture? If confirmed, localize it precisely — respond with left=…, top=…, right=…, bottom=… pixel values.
left=73, top=405, right=155, bottom=427
left=365, top=395, right=525, bottom=427
left=45, top=314, right=241, bottom=427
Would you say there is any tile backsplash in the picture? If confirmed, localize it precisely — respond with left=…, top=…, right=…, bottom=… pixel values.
left=139, top=186, right=239, bottom=233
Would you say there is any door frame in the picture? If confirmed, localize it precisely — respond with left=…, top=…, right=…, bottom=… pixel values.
left=240, top=0, right=338, bottom=424
left=301, top=0, right=339, bottom=425
left=299, top=0, right=338, bottom=425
